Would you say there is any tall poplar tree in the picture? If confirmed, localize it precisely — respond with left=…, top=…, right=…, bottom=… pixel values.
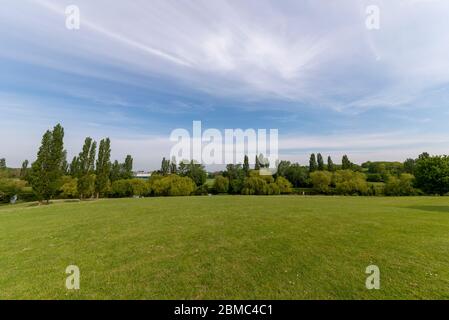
left=309, top=153, right=317, bottom=172
left=30, top=124, right=66, bottom=203
left=255, top=155, right=261, bottom=170
left=122, top=155, right=133, bottom=179
left=342, top=155, right=352, bottom=170
left=243, top=155, right=250, bottom=176
left=317, top=153, right=324, bottom=171
left=161, top=157, right=170, bottom=176
left=327, top=156, right=335, bottom=172
left=95, top=138, right=111, bottom=198
left=77, top=137, right=97, bottom=199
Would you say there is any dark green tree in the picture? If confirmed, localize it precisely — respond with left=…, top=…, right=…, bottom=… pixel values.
left=20, top=159, right=29, bottom=179
left=317, top=153, right=324, bottom=171
left=255, top=155, right=261, bottom=170
left=110, top=160, right=121, bottom=182
left=342, top=155, right=352, bottom=170
left=69, top=156, right=80, bottom=177
left=327, top=156, right=335, bottom=171
left=414, top=155, right=449, bottom=195
left=122, top=155, right=133, bottom=179
left=95, top=138, right=111, bottom=198
left=0, top=158, right=6, bottom=170
left=243, top=155, right=250, bottom=176
left=161, top=157, right=170, bottom=176
left=170, top=157, right=177, bottom=174
left=403, top=158, right=416, bottom=174
left=178, top=160, right=207, bottom=186
left=309, top=153, right=317, bottom=172
left=77, top=137, right=97, bottom=199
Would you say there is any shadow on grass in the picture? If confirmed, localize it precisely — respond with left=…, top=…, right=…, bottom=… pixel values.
left=407, top=205, right=449, bottom=213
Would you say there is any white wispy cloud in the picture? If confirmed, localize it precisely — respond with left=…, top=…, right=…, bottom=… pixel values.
left=1, top=0, right=447, bottom=109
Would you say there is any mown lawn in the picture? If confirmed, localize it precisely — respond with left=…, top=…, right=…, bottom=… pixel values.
left=0, top=196, right=448, bottom=299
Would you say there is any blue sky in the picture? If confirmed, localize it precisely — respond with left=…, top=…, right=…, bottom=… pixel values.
left=1, top=0, right=449, bottom=170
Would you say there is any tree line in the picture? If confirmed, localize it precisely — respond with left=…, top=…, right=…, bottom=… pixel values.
left=2, top=124, right=449, bottom=203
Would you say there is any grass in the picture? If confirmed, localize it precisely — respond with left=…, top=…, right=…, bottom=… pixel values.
left=0, top=196, right=448, bottom=299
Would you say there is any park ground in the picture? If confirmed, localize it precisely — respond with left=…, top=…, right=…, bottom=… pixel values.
left=0, top=196, right=448, bottom=299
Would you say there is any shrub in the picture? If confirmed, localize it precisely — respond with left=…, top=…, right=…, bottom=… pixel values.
left=267, top=182, right=281, bottom=195
left=194, top=184, right=209, bottom=195
left=128, top=179, right=148, bottom=197
left=149, top=175, right=196, bottom=196
left=241, top=177, right=268, bottom=195
left=333, top=170, right=368, bottom=195
left=385, top=173, right=416, bottom=196
left=213, top=175, right=229, bottom=193
left=310, top=171, right=332, bottom=194
left=0, top=178, right=27, bottom=203
left=275, top=176, right=293, bottom=194
left=60, top=176, right=78, bottom=198
left=110, top=179, right=133, bottom=198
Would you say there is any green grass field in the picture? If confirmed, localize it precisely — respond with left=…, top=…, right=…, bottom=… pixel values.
left=1, top=196, right=448, bottom=299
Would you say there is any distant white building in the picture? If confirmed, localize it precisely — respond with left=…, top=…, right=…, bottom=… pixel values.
left=134, top=171, right=152, bottom=180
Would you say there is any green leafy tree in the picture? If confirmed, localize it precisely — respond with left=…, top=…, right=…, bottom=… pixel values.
left=403, top=158, right=416, bottom=174
left=384, top=173, right=416, bottom=196
left=341, top=155, right=352, bottom=170
left=69, top=156, right=80, bottom=177
left=95, top=138, right=111, bottom=198
left=224, top=164, right=245, bottom=194
left=241, top=176, right=268, bottom=195
left=310, top=171, right=332, bottom=193
left=110, top=160, right=121, bottom=182
left=317, top=153, right=324, bottom=171
left=309, top=153, right=317, bottom=172
left=122, top=155, right=133, bottom=179
left=414, top=155, right=449, bottom=195
left=275, top=176, right=293, bottom=194
left=148, top=175, right=195, bottom=196
left=213, top=175, right=229, bottom=193
left=60, top=176, right=78, bottom=198
left=161, top=157, right=170, bottom=176
left=333, top=170, right=368, bottom=195
left=178, top=160, right=207, bottom=186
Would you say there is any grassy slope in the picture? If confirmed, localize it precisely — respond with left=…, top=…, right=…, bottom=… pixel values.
left=0, top=196, right=448, bottom=299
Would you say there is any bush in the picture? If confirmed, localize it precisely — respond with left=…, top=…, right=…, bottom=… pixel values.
left=213, top=175, right=229, bottom=193
left=194, top=184, right=209, bottom=195
left=149, top=175, right=196, bottom=196
left=333, top=170, right=368, bottom=195
left=0, top=178, right=27, bottom=203
left=385, top=174, right=417, bottom=196
left=310, top=171, right=332, bottom=194
left=128, top=179, right=148, bottom=197
left=241, top=177, right=268, bottom=195
left=366, top=173, right=383, bottom=182
left=275, top=176, right=293, bottom=194
left=267, top=182, right=281, bottom=195
left=110, top=179, right=133, bottom=198
left=109, top=179, right=148, bottom=198
left=60, top=176, right=78, bottom=198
